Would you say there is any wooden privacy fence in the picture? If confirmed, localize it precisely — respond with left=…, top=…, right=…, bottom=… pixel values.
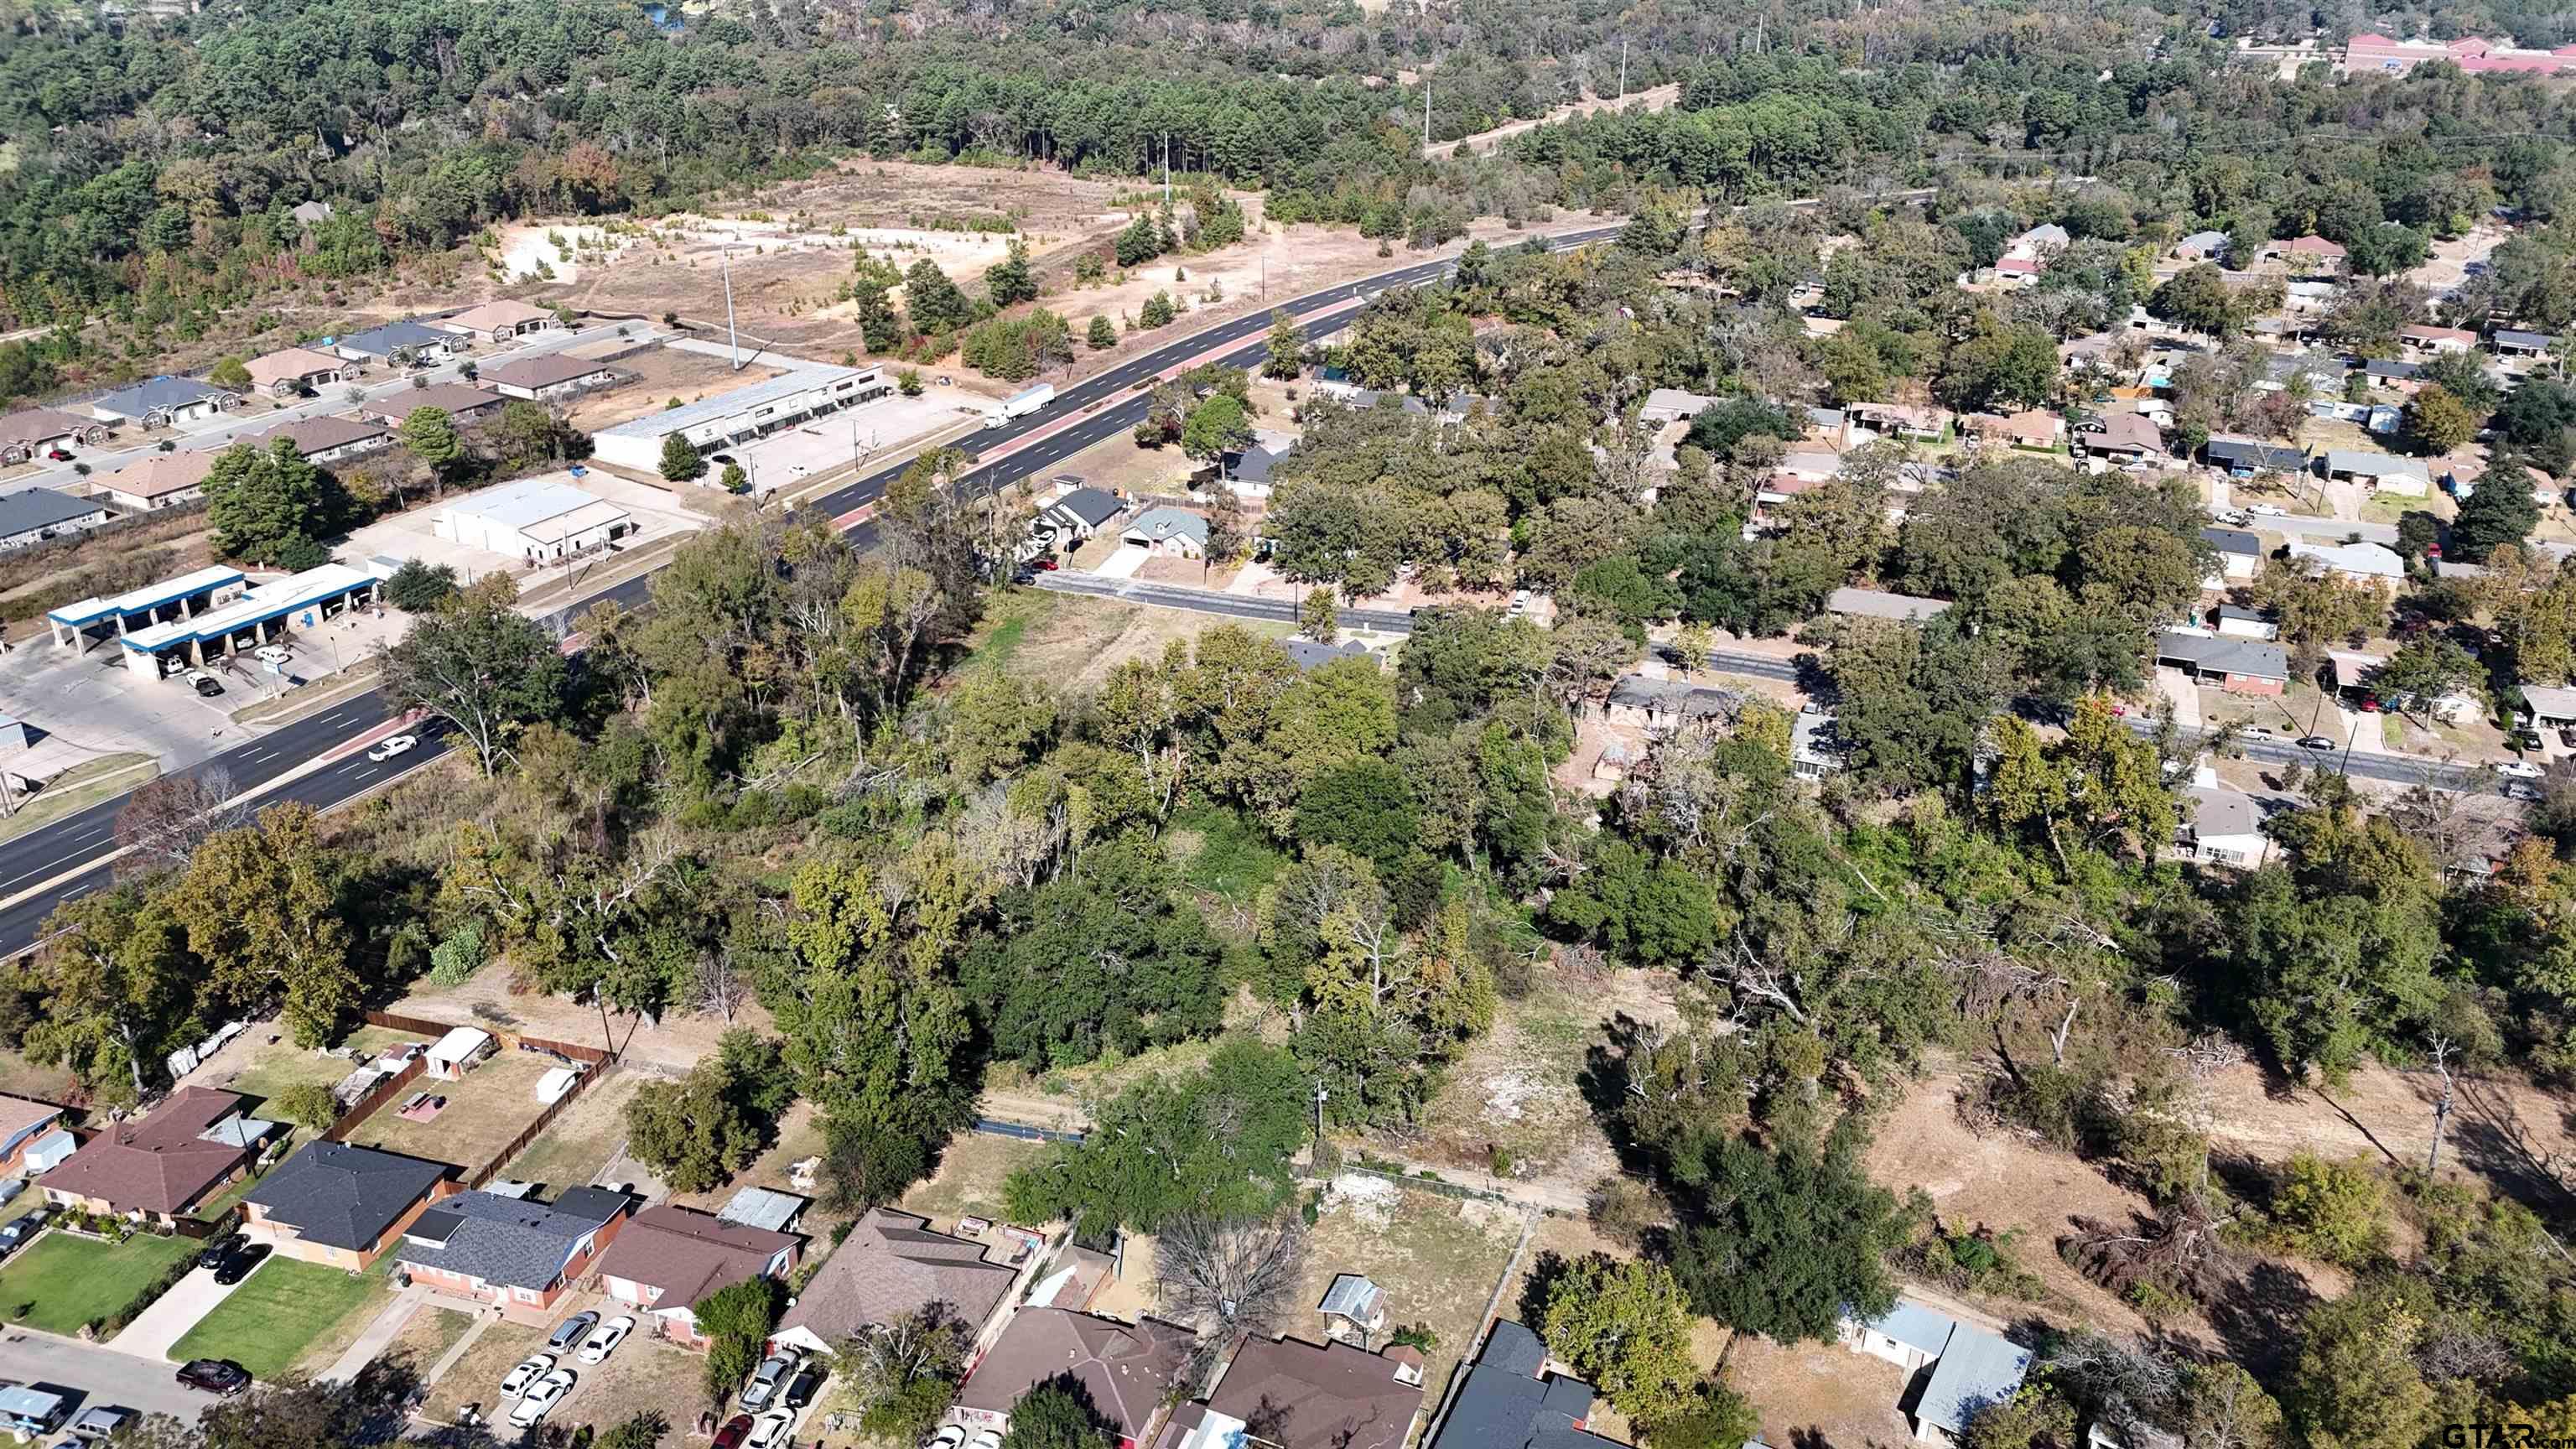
left=465, top=1057, right=615, bottom=1190
left=354, top=1010, right=623, bottom=1187
left=361, top=1009, right=618, bottom=1066
left=321, top=1056, right=425, bottom=1145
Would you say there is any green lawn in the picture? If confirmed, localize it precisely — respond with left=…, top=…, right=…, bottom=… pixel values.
left=0, top=1232, right=196, bottom=1335
left=169, top=1256, right=387, bottom=1376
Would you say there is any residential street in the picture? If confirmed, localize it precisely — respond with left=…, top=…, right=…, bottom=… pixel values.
left=0, top=1330, right=214, bottom=1426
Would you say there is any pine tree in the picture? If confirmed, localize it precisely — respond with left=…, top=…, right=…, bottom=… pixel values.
left=1087, top=315, right=1118, bottom=351
left=660, top=432, right=706, bottom=482
left=1262, top=309, right=1302, bottom=379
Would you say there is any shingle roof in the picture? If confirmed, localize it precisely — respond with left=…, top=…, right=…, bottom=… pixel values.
left=245, top=1142, right=449, bottom=1251
left=395, top=1187, right=624, bottom=1291
left=772, top=1207, right=1015, bottom=1345
left=1125, top=507, right=1208, bottom=547
left=1208, top=1337, right=1423, bottom=1449
left=1429, top=1322, right=1620, bottom=1449
left=1827, top=587, right=1950, bottom=622
left=482, top=354, right=611, bottom=391
left=243, top=347, right=351, bottom=390
left=2088, top=412, right=2163, bottom=454
left=227, top=415, right=388, bottom=459
left=2157, top=630, right=2290, bottom=681
left=0, top=408, right=103, bottom=447
left=2204, top=436, right=2308, bottom=471
left=591, top=1203, right=796, bottom=1311
left=91, top=377, right=236, bottom=418
left=2325, top=449, right=2428, bottom=484
left=1607, top=674, right=1742, bottom=719
left=955, top=1309, right=1194, bottom=1437
left=1284, top=638, right=1370, bottom=672
left=2187, top=787, right=2262, bottom=840
left=38, top=1087, right=252, bottom=1214
left=2288, top=540, right=2405, bottom=579
left=105, top=452, right=216, bottom=500
left=367, top=385, right=502, bottom=421
left=1048, top=487, right=1124, bottom=528
left=0, top=487, right=107, bottom=537
left=439, top=300, right=556, bottom=334
left=2496, top=329, right=2558, bottom=350
left=335, top=320, right=453, bottom=356
left=0, top=1096, right=60, bottom=1143
left=2201, top=527, right=2261, bottom=557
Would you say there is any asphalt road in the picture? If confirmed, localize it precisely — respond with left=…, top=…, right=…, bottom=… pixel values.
left=0, top=1329, right=216, bottom=1427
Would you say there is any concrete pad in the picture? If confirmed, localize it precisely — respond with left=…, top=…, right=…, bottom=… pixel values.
left=712, top=385, right=988, bottom=496
left=1094, top=545, right=1150, bottom=579
left=109, top=1257, right=245, bottom=1360
left=2154, top=666, right=2201, bottom=730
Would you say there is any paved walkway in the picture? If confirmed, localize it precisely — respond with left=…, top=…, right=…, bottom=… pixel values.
left=423, top=1309, right=493, bottom=1387
left=106, top=1259, right=243, bottom=1362
left=321, top=1282, right=428, bottom=1383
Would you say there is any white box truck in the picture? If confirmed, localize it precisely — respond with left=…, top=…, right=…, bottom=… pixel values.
left=984, top=382, right=1055, bottom=428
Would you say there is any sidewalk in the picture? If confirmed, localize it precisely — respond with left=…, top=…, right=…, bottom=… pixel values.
left=108, top=1259, right=244, bottom=1361
left=322, top=1281, right=428, bottom=1383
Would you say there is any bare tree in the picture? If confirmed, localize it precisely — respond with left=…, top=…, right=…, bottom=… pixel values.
left=1154, top=1214, right=1309, bottom=1379
left=2423, top=1034, right=2457, bottom=1177
left=112, top=767, right=247, bottom=877
left=693, top=947, right=748, bottom=1024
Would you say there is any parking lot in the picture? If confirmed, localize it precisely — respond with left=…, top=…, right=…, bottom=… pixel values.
left=714, top=384, right=991, bottom=496
left=342, top=470, right=714, bottom=587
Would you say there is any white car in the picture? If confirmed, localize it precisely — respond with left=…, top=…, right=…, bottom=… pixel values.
left=577, top=1315, right=634, bottom=1364
left=745, top=1410, right=797, bottom=1449
left=2246, top=503, right=2288, bottom=517
left=252, top=645, right=289, bottom=664
left=2497, top=760, right=2547, bottom=780
left=929, top=1430, right=965, bottom=1449
left=366, top=735, right=418, bottom=764
left=499, top=1354, right=553, bottom=1397
left=968, top=1431, right=1003, bottom=1449
left=507, top=1369, right=575, bottom=1428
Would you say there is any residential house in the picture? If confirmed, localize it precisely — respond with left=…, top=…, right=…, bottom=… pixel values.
left=1639, top=388, right=1716, bottom=423
left=1165, top=1337, right=1424, bottom=1449
left=242, top=1141, right=454, bottom=1270
left=0, top=488, right=112, bottom=552
left=2157, top=630, right=2290, bottom=695
left=393, top=1185, right=632, bottom=1319
left=2399, top=325, right=2478, bottom=356
left=358, top=385, right=503, bottom=427
left=1428, top=1319, right=1626, bottom=1449
left=2215, top=606, right=2278, bottom=641
left=2201, top=527, right=2262, bottom=585
left=2184, top=784, right=2268, bottom=868
left=39, top=1086, right=273, bottom=1223
left=1603, top=675, right=1742, bottom=734
left=2257, top=353, right=2338, bottom=394
left=770, top=1207, right=1017, bottom=1358
left=2081, top=411, right=2166, bottom=466
left=1042, top=487, right=1126, bottom=541
left=2267, top=235, right=2347, bottom=273
left=1827, top=586, right=1950, bottom=623
left=1026, top=1243, right=1119, bottom=1312
left=1841, top=1301, right=2033, bottom=1447
left=1966, top=409, right=2064, bottom=450
left=2324, top=449, right=2432, bottom=496
left=99, top=453, right=216, bottom=512
left=954, top=1309, right=1195, bottom=1449
left=0, top=1097, right=65, bottom=1176
left=436, top=300, right=558, bottom=344
left=0, top=408, right=108, bottom=464
left=226, top=415, right=392, bottom=467
left=2287, top=539, right=2406, bottom=588
left=2283, top=280, right=2341, bottom=315
left=2521, top=684, right=2576, bottom=731
left=2365, top=359, right=2424, bottom=392
left=1219, top=433, right=1295, bottom=495
left=593, top=1203, right=799, bottom=1350
left=2172, top=231, right=2231, bottom=264
left=289, top=200, right=335, bottom=226
left=331, top=320, right=458, bottom=366
left=482, top=354, right=615, bottom=402
left=1122, top=507, right=1209, bottom=558
left=2202, top=435, right=2309, bottom=476
left=242, top=347, right=358, bottom=397
left=1790, top=708, right=1846, bottom=780
left=1846, top=401, right=1950, bottom=443
left=89, top=377, right=237, bottom=429
left=2329, top=650, right=2392, bottom=700
left=2495, top=329, right=2558, bottom=362
left=1285, top=638, right=1373, bottom=672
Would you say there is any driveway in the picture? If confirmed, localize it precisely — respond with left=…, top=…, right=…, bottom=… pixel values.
left=108, top=1258, right=247, bottom=1361
left=1093, top=546, right=1150, bottom=579
left=2154, top=667, right=2202, bottom=730
left=0, top=1331, right=212, bottom=1426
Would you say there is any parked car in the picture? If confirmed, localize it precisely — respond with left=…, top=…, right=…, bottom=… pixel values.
left=0, top=1180, right=20, bottom=1209
left=251, top=645, right=289, bottom=665
left=366, top=735, right=418, bottom=763
left=778, top=1367, right=823, bottom=1411
left=545, top=1311, right=600, bottom=1353
left=740, top=1352, right=801, bottom=1410
left=0, top=1206, right=55, bottom=1255
left=968, top=1431, right=1002, bottom=1449
left=745, top=1411, right=797, bottom=1449
left=507, top=1370, right=574, bottom=1429
left=175, top=1360, right=252, bottom=1397
left=44, top=449, right=73, bottom=463
left=499, top=1355, right=554, bottom=1398
left=576, top=1316, right=634, bottom=1365
left=928, top=1430, right=965, bottom=1449
left=184, top=670, right=223, bottom=697
left=196, top=1231, right=246, bottom=1272
left=2246, top=503, right=2288, bottom=517
left=712, top=1415, right=756, bottom=1449
left=2512, top=728, right=2547, bottom=750
left=2497, top=760, right=2547, bottom=780
left=65, top=1406, right=132, bottom=1443
left=2505, top=780, right=2544, bottom=802
left=2296, top=735, right=2337, bottom=751
left=212, top=1242, right=270, bottom=1285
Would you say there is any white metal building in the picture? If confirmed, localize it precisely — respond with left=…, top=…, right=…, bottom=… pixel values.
left=117, top=560, right=387, bottom=678
left=434, top=474, right=635, bottom=561
left=589, top=361, right=889, bottom=474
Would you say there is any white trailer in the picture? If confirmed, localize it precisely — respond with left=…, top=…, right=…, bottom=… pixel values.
left=984, top=382, right=1055, bottom=428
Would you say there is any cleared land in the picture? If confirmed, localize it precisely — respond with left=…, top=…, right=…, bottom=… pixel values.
left=342, top=1048, right=557, bottom=1170
left=1297, top=1175, right=1525, bottom=1405
left=420, top=1319, right=551, bottom=1425
left=200, top=1023, right=419, bottom=1105
left=501, top=1066, right=648, bottom=1194
left=965, top=584, right=1289, bottom=695
left=169, top=1256, right=390, bottom=1376
left=0, top=1231, right=195, bottom=1336
left=899, top=1130, right=1047, bottom=1230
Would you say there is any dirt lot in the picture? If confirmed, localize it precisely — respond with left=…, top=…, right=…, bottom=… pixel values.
left=1300, top=1175, right=1527, bottom=1403
left=382, top=974, right=750, bottom=1078
left=420, top=1318, right=552, bottom=1426
left=562, top=351, right=786, bottom=436
left=900, top=1130, right=1050, bottom=1231
left=372, top=1300, right=475, bottom=1381
left=556, top=1324, right=719, bottom=1437
left=963, top=584, right=1291, bottom=695
left=190, top=1022, right=422, bottom=1104
left=0, top=1046, right=80, bottom=1108
left=1725, top=1330, right=1919, bottom=1449
left=343, top=1048, right=557, bottom=1170
left=501, top=1066, right=648, bottom=1193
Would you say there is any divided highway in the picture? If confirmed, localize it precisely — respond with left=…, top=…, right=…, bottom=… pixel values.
left=0, top=224, right=1630, bottom=957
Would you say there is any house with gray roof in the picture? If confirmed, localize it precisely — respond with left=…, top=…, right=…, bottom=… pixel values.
left=1606, top=675, right=1743, bottom=733
left=2173, top=230, right=2231, bottom=262
left=2201, top=526, right=2262, bottom=584
left=1428, top=1320, right=1626, bottom=1449
left=1042, top=486, right=1125, bottom=539
left=2494, top=329, right=2558, bottom=360
left=1123, top=507, right=1209, bottom=557
left=330, top=320, right=457, bottom=366
left=2157, top=629, right=2290, bottom=695
left=2324, top=449, right=2431, bottom=496
left=2184, top=786, right=2267, bottom=867
left=1841, top=1299, right=2033, bottom=1446
left=394, top=1184, right=631, bottom=1321
left=243, top=1141, right=453, bottom=1270
left=88, top=376, right=239, bottom=428
left=1285, top=638, right=1372, bottom=673
left=2203, top=435, right=2309, bottom=475
left=0, top=488, right=111, bottom=552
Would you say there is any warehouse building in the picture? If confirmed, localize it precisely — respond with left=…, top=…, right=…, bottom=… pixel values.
left=434, top=475, right=635, bottom=562
left=117, top=560, right=389, bottom=678
left=590, top=361, right=889, bottom=475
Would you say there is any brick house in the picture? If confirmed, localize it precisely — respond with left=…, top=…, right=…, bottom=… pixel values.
left=393, top=1186, right=631, bottom=1320
left=592, top=1204, right=799, bottom=1350
left=242, top=1141, right=455, bottom=1270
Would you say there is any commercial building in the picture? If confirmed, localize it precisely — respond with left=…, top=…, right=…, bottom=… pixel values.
left=434, top=475, right=635, bottom=562
left=482, top=353, right=616, bottom=401
left=0, top=487, right=111, bottom=551
left=242, top=346, right=359, bottom=397
left=47, top=565, right=247, bottom=652
left=116, top=560, right=389, bottom=678
left=589, top=360, right=889, bottom=474
left=0, top=408, right=108, bottom=463
left=89, top=377, right=238, bottom=428
left=97, top=451, right=217, bottom=512
left=435, top=299, right=558, bottom=344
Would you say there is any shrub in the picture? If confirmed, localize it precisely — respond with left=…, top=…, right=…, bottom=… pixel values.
left=273, top=1081, right=340, bottom=1131
left=428, top=922, right=488, bottom=986
left=2262, top=1153, right=2387, bottom=1265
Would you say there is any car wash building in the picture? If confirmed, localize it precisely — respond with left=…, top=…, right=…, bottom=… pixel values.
left=46, top=565, right=249, bottom=653
left=115, top=561, right=388, bottom=678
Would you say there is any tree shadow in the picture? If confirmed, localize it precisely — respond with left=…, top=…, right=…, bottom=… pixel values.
left=2204, top=1259, right=2319, bottom=1381
left=2433, top=1074, right=2576, bottom=1211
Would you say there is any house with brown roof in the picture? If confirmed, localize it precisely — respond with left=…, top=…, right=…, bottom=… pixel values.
left=98, top=452, right=217, bottom=512
left=0, top=408, right=107, bottom=465
left=1161, top=1337, right=1425, bottom=1449
left=357, top=385, right=505, bottom=427
left=225, top=414, right=392, bottom=467
left=482, top=353, right=616, bottom=402
left=38, top=1087, right=274, bottom=1223
left=771, top=1207, right=1017, bottom=1358
left=594, top=1203, right=800, bottom=1350
left=0, top=1096, right=66, bottom=1176
left=435, top=300, right=559, bottom=344
left=955, top=1309, right=1196, bottom=1449
left=242, top=347, right=359, bottom=397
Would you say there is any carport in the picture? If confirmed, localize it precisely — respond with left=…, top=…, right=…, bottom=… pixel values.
left=117, top=562, right=387, bottom=678
left=46, top=566, right=247, bottom=654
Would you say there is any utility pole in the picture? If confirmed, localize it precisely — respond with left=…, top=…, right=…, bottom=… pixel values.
left=1618, top=37, right=1628, bottom=102
left=1162, top=133, right=1171, bottom=205
left=721, top=247, right=740, bottom=372
left=1311, top=1078, right=1329, bottom=1161
left=1423, top=81, right=1431, bottom=149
